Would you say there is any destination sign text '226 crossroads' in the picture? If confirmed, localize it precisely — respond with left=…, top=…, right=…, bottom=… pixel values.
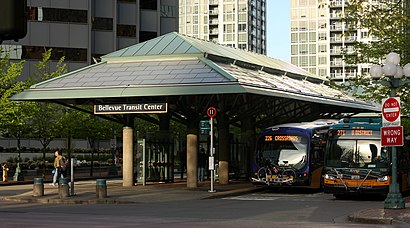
left=94, top=103, right=168, bottom=114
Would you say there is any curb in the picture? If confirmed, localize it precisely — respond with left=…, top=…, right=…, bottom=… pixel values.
left=347, top=214, right=394, bottom=225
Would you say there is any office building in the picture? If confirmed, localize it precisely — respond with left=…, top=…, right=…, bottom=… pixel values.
left=179, top=0, right=266, bottom=54
left=1, top=0, right=179, bottom=79
left=290, top=0, right=373, bottom=82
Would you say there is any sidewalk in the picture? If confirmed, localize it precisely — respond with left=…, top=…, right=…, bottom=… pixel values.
left=0, top=178, right=264, bottom=204
left=1, top=178, right=410, bottom=225
left=348, top=197, right=410, bottom=225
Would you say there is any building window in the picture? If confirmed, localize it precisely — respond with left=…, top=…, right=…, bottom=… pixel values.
left=291, top=56, right=298, bottom=65
left=319, top=45, right=327, bottom=53
left=223, top=14, right=234, bottom=22
left=291, top=33, right=298, bottom=43
left=224, top=24, right=234, bottom=33
left=238, top=13, right=246, bottom=22
left=299, top=44, right=308, bottom=54
left=318, top=32, right=327, bottom=41
left=22, top=46, right=87, bottom=62
left=92, top=17, right=113, bottom=30
left=309, top=56, right=316, bottom=66
left=140, top=0, right=157, bottom=10
left=139, top=31, right=157, bottom=42
left=224, top=34, right=234, bottom=42
left=239, top=34, right=246, bottom=42
left=319, top=56, right=327, bottom=64
left=27, top=7, right=87, bottom=23
left=309, top=32, right=316, bottom=41
left=299, top=32, right=307, bottom=42
left=238, top=44, right=247, bottom=50
left=238, top=24, right=246, bottom=32
left=161, top=5, right=177, bottom=17
left=319, top=68, right=327, bottom=77
left=117, top=24, right=136, bottom=37
left=309, top=44, right=316, bottom=54
left=291, top=45, right=298, bottom=55
left=300, top=56, right=308, bottom=66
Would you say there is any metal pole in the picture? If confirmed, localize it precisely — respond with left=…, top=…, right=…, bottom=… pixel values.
left=70, top=158, right=75, bottom=196
left=384, top=81, right=405, bottom=209
left=209, top=117, right=216, bottom=193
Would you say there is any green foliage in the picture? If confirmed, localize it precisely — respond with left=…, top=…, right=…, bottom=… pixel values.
left=341, top=0, right=410, bottom=116
left=27, top=49, right=67, bottom=149
left=0, top=49, right=33, bottom=138
left=344, top=0, right=410, bottom=64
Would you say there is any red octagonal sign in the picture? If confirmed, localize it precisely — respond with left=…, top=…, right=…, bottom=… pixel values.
left=207, top=107, right=217, bottom=118
left=382, top=97, right=400, bottom=125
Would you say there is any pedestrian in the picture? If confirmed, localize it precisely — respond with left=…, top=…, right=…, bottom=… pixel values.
left=52, top=150, right=67, bottom=186
left=2, top=163, right=9, bottom=182
left=198, top=148, right=207, bottom=182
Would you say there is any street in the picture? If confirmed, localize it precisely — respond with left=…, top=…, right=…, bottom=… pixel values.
left=0, top=190, right=395, bottom=228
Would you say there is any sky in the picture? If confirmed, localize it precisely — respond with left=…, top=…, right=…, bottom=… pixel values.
left=266, top=1, right=290, bottom=63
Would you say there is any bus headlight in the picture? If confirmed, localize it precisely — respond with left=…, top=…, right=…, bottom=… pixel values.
left=324, top=174, right=335, bottom=180
left=377, top=176, right=389, bottom=182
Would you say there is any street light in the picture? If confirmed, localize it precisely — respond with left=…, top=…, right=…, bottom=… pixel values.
left=369, top=52, right=410, bottom=209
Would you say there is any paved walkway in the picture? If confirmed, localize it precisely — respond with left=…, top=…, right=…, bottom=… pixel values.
left=1, top=178, right=410, bottom=225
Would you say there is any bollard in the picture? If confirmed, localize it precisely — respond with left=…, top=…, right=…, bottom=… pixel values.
left=96, top=179, right=107, bottom=198
left=33, top=178, right=44, bottom=197
left=58, top=177, right=70, bottom=198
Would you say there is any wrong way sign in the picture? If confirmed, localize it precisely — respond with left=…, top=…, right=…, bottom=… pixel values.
left=382, top=97, right=400, bottom=127
left=381, top=126, right=404, bottom=147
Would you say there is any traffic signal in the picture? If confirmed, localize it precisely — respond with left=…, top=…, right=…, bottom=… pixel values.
left=0, top=0, right=27, bottom=43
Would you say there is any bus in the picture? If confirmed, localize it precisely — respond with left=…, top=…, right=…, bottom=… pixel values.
left=323, top=115, right=410, bottom=197
left=251, top=120, right=337, bottom=188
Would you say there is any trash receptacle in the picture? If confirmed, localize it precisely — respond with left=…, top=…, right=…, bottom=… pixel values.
left=33, top=178, right=44, bottom=197
left=58, top=177, right=70, bottom=198
left=96, top=179, right=107, bottom=198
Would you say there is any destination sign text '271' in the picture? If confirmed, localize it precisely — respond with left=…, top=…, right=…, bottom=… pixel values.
left=94, top=103, right=167, bottom=114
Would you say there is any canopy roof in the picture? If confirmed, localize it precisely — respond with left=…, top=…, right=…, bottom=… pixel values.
left=11, top=32, right=379, bottom=121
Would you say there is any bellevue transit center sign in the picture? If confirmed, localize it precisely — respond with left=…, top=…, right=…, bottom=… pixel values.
left=94, top=103, right=167, bottom=114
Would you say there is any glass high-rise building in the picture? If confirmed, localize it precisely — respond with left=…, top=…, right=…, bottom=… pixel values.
left=179, top=0, right=266, bottom=54
left=290, top=0, right=373, bottom=82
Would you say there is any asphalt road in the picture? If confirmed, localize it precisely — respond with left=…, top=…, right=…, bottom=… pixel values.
left=0, top=190, right=400, bottom=228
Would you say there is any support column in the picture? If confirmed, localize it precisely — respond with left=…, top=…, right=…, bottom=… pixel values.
left=241, top=116, right=256, bottom=177
left=186, top=121, right=198, bottom=188
left=218, top=112, right=230, bottom=185
left=123, top=126, right=134, bottom=187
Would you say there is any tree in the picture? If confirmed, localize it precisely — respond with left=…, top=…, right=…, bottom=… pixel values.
left=0, top=49, right=31, bottom=150
left=27, top=49, right=68, bottom=175
left=344, top=0, right=410, bottom=64
left=341, top=1, right=410, bottom=116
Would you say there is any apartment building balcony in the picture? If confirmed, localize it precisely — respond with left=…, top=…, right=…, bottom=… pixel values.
left=209, top=0, right=219, bottom=6
left=330, top=49, right=342, bottom=55
left=330, top=36, right=357, bottom=43
left=330, top=60, right=343, bottom=67
left=329, top=0, right=349, bottom=8
left=330, top=72, right=357, bottom=80
left=209, top=20, right=219, bottom=25
left=345, top=36, right=357, bottom=42
left=330, top=36, right=343, bottom=43
left=330, top=24, right=344, bottom=31
left=209, top=10, right=218, bottom=16
left=330, top=13, right=343, bottom=19
left=209, top=29, right=219, bottom=35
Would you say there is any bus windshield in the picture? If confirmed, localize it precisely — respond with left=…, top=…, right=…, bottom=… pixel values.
left=257, top=134, right=308, bottom=169
left=327, top=139, right=388, bottom=168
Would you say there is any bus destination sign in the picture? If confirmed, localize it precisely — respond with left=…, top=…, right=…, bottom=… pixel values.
left=337, top=129, right=374, bottom=136
left=265, top=135, right=301, bottom=142
left=94, top=103, right=167, bottom=114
